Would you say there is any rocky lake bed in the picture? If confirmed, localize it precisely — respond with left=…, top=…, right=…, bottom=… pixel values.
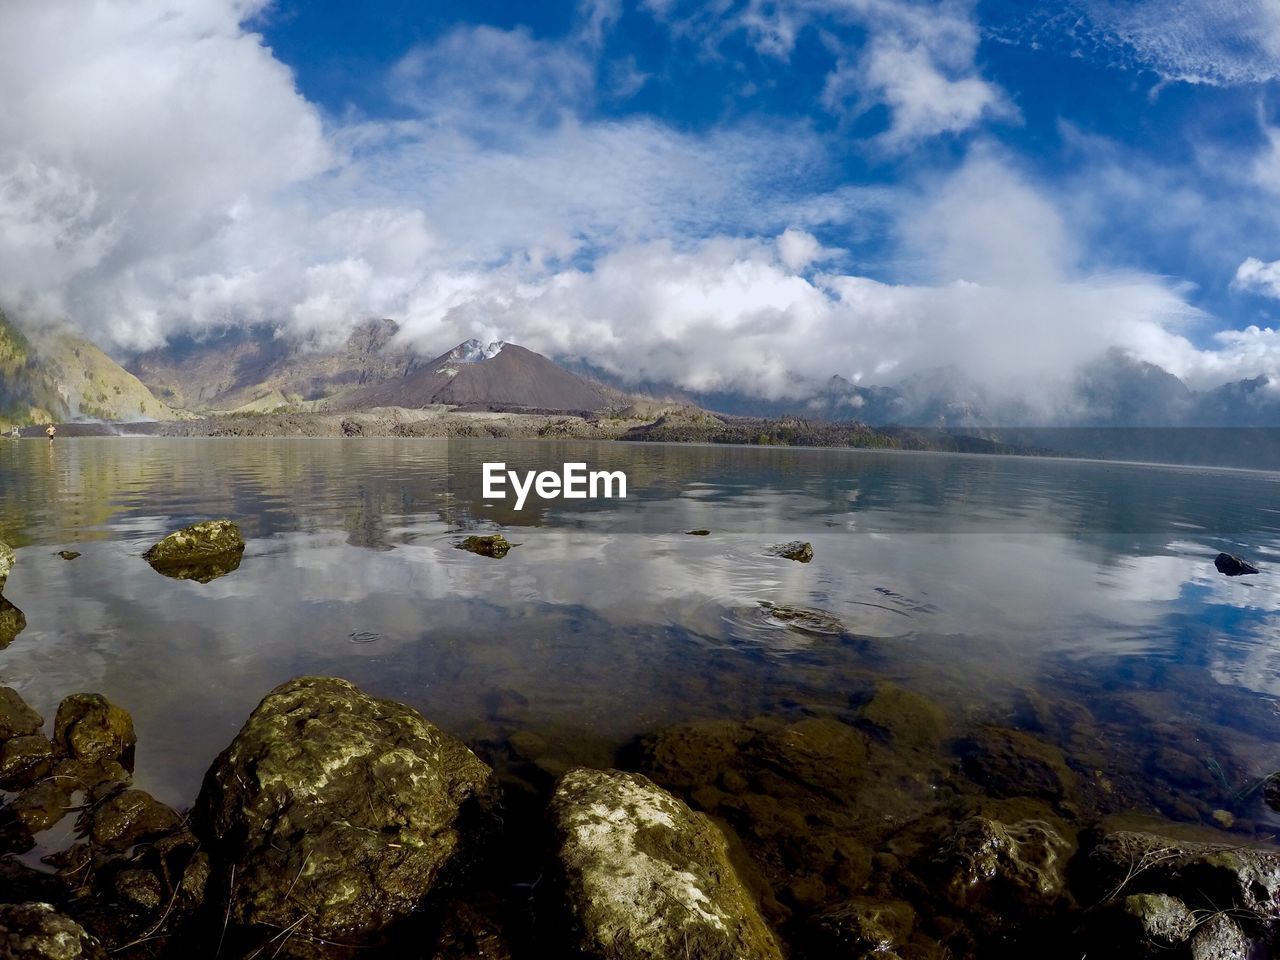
left=3, top=441, right=1280, bottom=958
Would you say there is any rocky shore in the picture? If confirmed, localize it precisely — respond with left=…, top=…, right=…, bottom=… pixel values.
left=1, top=667, right=1278, bottom=959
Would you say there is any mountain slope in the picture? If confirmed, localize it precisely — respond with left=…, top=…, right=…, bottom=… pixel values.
left=339, top=340, right=617, bottom=412
left=0, top=310, right=174, bottom=427
left=129, top=319, right=422, bottom=412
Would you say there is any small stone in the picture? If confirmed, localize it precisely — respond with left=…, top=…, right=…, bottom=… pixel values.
left=57, top=551, right=81, bottom=561
left=86, top=789, right=182, bottom=851
left=768, top=541, right=813, bottom=562
left=10, top=779, right=78, bottom=833
left=1210, top=809, right=1236, bottom=829
left=0, top=736, right=54, bottom=790
left=53, top=694, right=136, bottom=767
left=1214, top=553, right=1259, bottom=577
left=1190, top=913, right=1252, bottom=960
left=456, top=534, right=512, bottom=558
left=1120, top=893, right=1195, bottom=946
left=758, top=601, right=845, bottom=635
left=114, top=869, right=164, bottom=912
left=686, top=529, right=711, bottom=536
left=0, top=688, right=43, bottom=741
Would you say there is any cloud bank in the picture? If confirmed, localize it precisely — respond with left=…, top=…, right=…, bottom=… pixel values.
left=1, top=0, right=1279, bottom=411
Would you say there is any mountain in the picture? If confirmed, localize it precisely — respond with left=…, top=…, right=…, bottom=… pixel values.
left=128, top=319, right=421, bottom=412
left=338, top=340, right=617, bottom=412
left=0, top=310, right=174, bottom=428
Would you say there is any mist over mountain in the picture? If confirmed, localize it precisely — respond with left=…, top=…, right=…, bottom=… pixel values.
left=0, top=309, right=173, bottom=428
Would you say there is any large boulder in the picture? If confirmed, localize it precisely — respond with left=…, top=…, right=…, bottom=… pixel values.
left=143, top=519, right=245, bottom=583
left=195, top=676, right=495, bottom=941
left=549, top=767, right=783, bottom=960
left=0, top=902, right=105, bottom=959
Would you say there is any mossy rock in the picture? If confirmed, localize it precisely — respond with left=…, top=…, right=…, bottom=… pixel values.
left=0, top=540, right=14, bottom=591
left=53, top=694, right=136, bottom=768
left=859, top=682, right=947, bottom=750
left=0, top=902, right=105, bottom=959
left=767, top=541, right=813, bottom=563
left=456, top=534, right=512, bottom=558
left=0, top=599, right=24, bottom=650
left=83, top=789, right=181, bottom=852
left=143, top=520, right=245, bottom=582
left=549, top=768, right=783, bottom=960
left=0, top=736, right=53, bottom=791
left=955, top=726, right=1076, bottom=802
left=195, top=676, right=496, bottom=942
left=0, top=688, right=42, bottom=742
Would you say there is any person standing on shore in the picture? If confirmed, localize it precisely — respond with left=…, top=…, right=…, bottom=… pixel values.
left=45, top=423, right=55, bottom=441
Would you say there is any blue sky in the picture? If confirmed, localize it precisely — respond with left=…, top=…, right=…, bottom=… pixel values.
left=3, top=0, right=1280, bottom=408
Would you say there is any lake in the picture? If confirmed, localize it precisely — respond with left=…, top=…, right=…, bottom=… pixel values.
left=2, top=437, right=1280, bottom=951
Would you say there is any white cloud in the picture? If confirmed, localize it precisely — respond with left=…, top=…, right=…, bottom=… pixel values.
left=1233, top=257, right=1280, bottom=299
left=1013, top=1, right=1280, bottom=86
left=649, top=0, right=1012, bottom=147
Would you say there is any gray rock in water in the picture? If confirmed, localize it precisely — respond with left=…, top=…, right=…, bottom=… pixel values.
left=0, top=689, right=42, bottom=742
left=0, top=902, right=105, bottom=959
left=1214, top=552, right=1259, bottom=576
left=549, top=767, right=783, bottom=960
left=143, top=519, right=245, bottom=582
left=767, top=541, right=813, bottom=563
left=0, top=541, right=13, bottom=593
left=195, top=676, right=495, bottom=941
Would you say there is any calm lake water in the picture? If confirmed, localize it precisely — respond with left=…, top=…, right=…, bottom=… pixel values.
left=2, top=438, right=1280, bottom=838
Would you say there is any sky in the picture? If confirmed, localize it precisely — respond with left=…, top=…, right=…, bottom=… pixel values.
left=3, top=0, right=1280, bottom=407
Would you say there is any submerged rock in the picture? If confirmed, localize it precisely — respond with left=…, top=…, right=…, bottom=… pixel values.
left=955, top=726, right=1076, bottom=803
left=859, top=682, right=947, bottom=750
left=0, top=599, right=26, bottom=650
left=1087, top=830, right=1280, bottom=922
left=143, top=519, right=245, bottom=583
left=53, top=694, right=136, bottom=768
left=0, top=688, right=42, bottom=742
left=0, top=902, right=105, bottom=959
left=1214, top=552, right=1259, bottom=576
left=549, top=767, right=783, bottom=960
left=195, top=676, right=495, bottom=941
left=56, top=551, right=80, bottom=561
left=456, top=534, right=512, bottom=558
left=686, top=529, right=712, bottom=536
left=0, top=540, right=13, bottom=592
left=808, top=898, right=915, bottom=958
left=767, top=541, right=813, bottom=563
left=758, top=601, right=845, bottom=636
